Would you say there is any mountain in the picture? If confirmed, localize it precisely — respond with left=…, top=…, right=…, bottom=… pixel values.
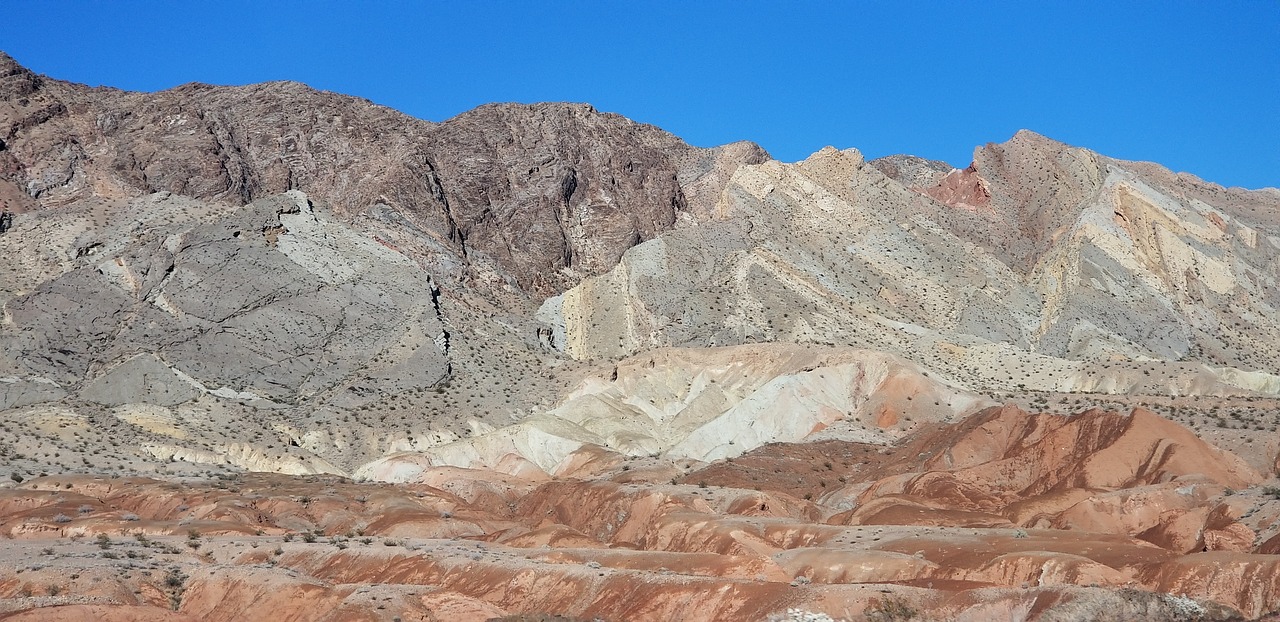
left=542, top=134, right=1280, bottom=393
left=4, top=51, right=1280, bottom=621
left=0, top=51, right=768, bottom=297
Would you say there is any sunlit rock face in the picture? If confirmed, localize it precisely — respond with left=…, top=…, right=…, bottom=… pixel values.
left=545, top=131, right=1280, bottom=398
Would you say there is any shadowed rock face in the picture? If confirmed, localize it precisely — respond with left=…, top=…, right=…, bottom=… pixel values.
left=0, top=52, right=767, bottom=296
left=425, top=103, right=695, bottom=293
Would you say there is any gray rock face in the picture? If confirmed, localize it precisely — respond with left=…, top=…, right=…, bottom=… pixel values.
left=79, top=353, right=199, bottom=406
left=0, top=52, right=767, bottom=296
left=1, top=191, right=449, bottom=406
left=0, top=376, right=66, bottom=410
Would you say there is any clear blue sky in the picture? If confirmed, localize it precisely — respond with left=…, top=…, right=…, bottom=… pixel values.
left=4, top=1, right=1277, bottom=189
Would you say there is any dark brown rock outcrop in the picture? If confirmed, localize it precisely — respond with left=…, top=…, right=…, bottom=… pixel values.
left=0, top=51, right=767, bottom=296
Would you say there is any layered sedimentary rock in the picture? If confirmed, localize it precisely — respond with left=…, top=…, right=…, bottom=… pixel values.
left=0, top=404, right=1276, bottom=621
left=542, top=138, right=1280, bottom=395
left=356, top=343, right=987, bottom=478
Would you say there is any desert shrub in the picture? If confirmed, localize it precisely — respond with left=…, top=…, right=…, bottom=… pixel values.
left=866, top=596, right=918, bottom=621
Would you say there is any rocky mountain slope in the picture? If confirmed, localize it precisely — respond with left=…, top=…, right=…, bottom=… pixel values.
left=0, top=51, right=767, bottom=297
left=4, top=50, right=1280, bottom=620
left=541, top=136, right=1280, bottom=397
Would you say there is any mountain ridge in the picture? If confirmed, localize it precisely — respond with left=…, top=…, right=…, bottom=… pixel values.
left=0, top=50, right=770, bottom=299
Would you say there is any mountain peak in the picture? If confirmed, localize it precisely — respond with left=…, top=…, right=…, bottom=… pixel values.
left=0, top=50, right=38, bottom=80
left=0, top=50, right=41, bottom=98
left=0, top=50, right=22, bottom=74
left=1003, top=129, right=1075, bottom=152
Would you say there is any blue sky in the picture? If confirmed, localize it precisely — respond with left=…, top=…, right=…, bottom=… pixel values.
left=4, top=1, right=1277, bottom=188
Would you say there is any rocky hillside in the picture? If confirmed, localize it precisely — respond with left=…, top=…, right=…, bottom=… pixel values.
left=5, top=50, right=1280, bottom=621
left=4, top=49, right=1280, bottom=480
left=541, top=136, right=1280, bottom=397
left=0, top=50, right=770, bottom=480
left=0, top=51, right=767, bottom=297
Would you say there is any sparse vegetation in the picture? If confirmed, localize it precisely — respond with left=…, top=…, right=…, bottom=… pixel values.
left=866, top=596, right=918, bottom=621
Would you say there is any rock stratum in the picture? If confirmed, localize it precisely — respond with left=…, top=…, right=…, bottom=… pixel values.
left=3, top=50, right=1280, bottom=620
left=2, top=404, right=1279, bottom=620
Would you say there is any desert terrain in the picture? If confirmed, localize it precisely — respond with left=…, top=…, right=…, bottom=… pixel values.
left=3, top=50, right=1280, bottom=620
